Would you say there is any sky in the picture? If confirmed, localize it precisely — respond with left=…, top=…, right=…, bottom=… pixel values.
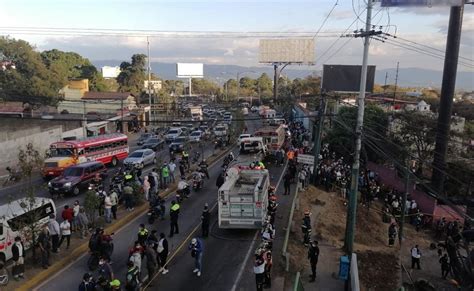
left=1, top=0, right=473, bottom=77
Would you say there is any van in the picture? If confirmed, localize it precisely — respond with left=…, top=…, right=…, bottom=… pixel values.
left=239, top=137, right=267, bottom=154
left=0, top=198, right=56, bottom=264
left=214, top=125, right=228, bottom=137
left=48, top=161, right=107, bottom=196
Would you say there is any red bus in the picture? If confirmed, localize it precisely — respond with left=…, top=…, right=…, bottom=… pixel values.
left=42, top=133, right=129, bottom=178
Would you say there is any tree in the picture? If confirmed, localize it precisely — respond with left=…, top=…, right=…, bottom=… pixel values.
left=84, top=190, right=100, bottom=227
left=325, top=105, right=389, bottom=163
left=191, top=78, right=221, bottom=96
left=256, top=73, right=273, bottom=99
left=394, top=111, right=437, bottom=174
left=0, top=37, right=64, bottom=105
left=9, top=143, right=45, bottom=260
left=116, top=54, right=147, bottom=95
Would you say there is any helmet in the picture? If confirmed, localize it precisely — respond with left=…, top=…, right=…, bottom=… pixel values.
left=191, top=238, right=197, bottom=245
left=110, top=279, right=121, bottom=287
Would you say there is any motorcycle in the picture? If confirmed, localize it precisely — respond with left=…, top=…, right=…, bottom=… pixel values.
left=192, top=177, right=204, bottom=191
left=147, top=206, right=161, bottom=224
left=3, top=167, right=21, bottom=186
left=177, top=180, right=190, bottom=199
left=214, top=138, right=227, bottom=150
left=87, top=233, right=114, bottom=271
left=191, top=151, right=201, bottom=164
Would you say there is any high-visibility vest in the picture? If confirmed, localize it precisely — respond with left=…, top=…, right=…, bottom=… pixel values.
left=171, top=203, right=180, bottom=211
left=287, top=151, right=294, bottom=160
left=182, top=151, right=189, bottom=158
left=162, top=167, right=169, bottom=177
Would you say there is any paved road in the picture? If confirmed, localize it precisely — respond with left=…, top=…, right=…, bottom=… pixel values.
left=0, top=133, right=215, bottom=211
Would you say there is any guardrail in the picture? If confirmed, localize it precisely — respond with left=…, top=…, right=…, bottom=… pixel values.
left=293, top=271, right=305, bottom=291
left=350, top=253, right=360, bottom=291
left=282, top=181, right=300, bottom=272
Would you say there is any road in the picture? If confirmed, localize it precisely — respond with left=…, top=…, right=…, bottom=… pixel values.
left=35, top=113, right=298, bottom=291
left=0, top=133, right=215, bottom=211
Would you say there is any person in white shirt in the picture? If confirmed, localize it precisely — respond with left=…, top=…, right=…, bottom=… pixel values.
left=72, top=200, right=80, bottom=232
left=411, top=244, right=421, bottom=269
left=109, top=188, right=119, bottom=220
left=48, top=214, right=60, bottom=253
left=58, top=220, right=71, bottom=249
left=168, top=160, right=176, bottom=183
left=254, top=253, right=266, bottom=291
left=104, top=193, right=113, bottom=223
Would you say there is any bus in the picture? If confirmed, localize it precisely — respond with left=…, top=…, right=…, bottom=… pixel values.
left=253, top=125, right=286, bottom=154
left=42, top=133, right=129, bottom=179
left=0, top=198, right=56, bottom=264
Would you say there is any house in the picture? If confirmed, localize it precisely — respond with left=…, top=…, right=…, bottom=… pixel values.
left=59, top=79, right=89, bottom=100
left=416, top=100, right=430, bottom=112
left=144, top=80, right=162, bottom=93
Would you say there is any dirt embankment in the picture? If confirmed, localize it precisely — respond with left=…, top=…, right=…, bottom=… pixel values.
left=289, top=186, right=400, bottom=291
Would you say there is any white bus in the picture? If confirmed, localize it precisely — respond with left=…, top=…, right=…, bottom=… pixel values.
left=0, top=198, right=56, bottom=264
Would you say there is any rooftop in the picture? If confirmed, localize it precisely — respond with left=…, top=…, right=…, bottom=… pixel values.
left=82, top=92, right=134, bottom=100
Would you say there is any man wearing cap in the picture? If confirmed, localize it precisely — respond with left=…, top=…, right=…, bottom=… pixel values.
left=189, top=237, right=203, bottom=277
left=144, top=241, right=158, bottom=280
left=308, top=240, right=320, bottom=282
left=201, top=204, right=210, bottom=238
left=301, top=210, right=312, bottom=246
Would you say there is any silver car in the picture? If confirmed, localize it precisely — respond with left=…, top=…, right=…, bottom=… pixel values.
left=123, top=149, right=156, bottom=168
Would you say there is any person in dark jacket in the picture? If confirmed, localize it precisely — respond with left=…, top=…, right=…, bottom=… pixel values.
left=439, top=254, right=451, bottom=279
left=308, top=240, right=320, bottom=282
left=216, top=172, right=225, bottom=189
left=38, top=226, right=51, bottom=269
left=144, top=241, right=158, bottom=281
left=157, top=233, right=169, bottom=274
left=78, top=273, right=96, bottom=291
left=169, top=201, right=180, bottom=237
left=12, top=236, right=25, bottom=280
left=283, top=172, right=291, bottom=195
left=201, top=204, right=210, bottom=237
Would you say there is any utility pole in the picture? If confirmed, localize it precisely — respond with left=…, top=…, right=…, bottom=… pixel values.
left=383, top=72, right=388, bottom=93
left=344, top=0, right=374, bottom=255
left=273, top=63, right=278, bottom=103
left=399, top=163, right=410, bottom=246
left=236, top=72, right=240, bottom=101
left=147, top=36, right=152, bottom=126
left=393, top=61, right=399, bottom=110
left=312, top=94, right=327, bottom=185
left=121, top=98, right=124, bottom=133
left=432, top=4, right=464, bottom=194
left=82, top=101, right=87, bottom=138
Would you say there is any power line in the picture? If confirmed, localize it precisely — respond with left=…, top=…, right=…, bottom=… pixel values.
left=313, top=0, right=339, bottom=40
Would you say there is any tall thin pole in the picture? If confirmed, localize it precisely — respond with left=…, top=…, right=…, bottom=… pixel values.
left=82, top=101, right=86, bottom=137
left=432, top=4, right=464, bottom=194
left=121, top=98, right=124, bottom=133
left=147, top=36, right=152, bottom=125
left=344, top=0, right=373, bottom=255
left=189, top=77, right=192, bottom=97
left=399, top=163, right=410, bottom=246
left=392, top=61, right=399, bottom=109
left=236, top=72, right=240, bottom=100
left=312, top=95, right=327, bottom=185
left=383, top=72, right=388, bottom=93
left=273, top=64, right=278, bottom=103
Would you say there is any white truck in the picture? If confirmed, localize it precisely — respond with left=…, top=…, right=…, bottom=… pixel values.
left=218, top=167, right=270, bottom=229
left=189, top=106, right=203, bottom=121
left=213, top=124, right=228, bottom=137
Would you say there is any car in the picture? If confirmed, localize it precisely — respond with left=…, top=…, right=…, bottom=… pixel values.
left=214, top=125, right=227, bottom=137
left=189, top=130, right=203, bottom=142
left=124, top=149, right=156, bottom=168
left=238, top=133, right=252, bottom=143
left=199, top=125, right=210, bottom=135
left=169, top=137, right=187, bottom=153
left=48, top=161, right=107, bottom=196
left=137, top=133, right=156, bottom=145
left=141, top=138, right=165, bottom=151
left=165, top=128, right=183, bottom=142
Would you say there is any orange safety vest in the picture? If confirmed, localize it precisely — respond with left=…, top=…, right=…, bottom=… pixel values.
left=287, top=151, right=294, bottom=160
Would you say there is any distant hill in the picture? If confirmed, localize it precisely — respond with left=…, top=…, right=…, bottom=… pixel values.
left=93, top=60, right=474, bottom=91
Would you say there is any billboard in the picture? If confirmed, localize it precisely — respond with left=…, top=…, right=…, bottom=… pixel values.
left=381, top=0, right=463, bottom=6
left=322, top=65, right=376, bottom=93
left=176, top=63, right=204, bottom=78
left=101, top=66, right=121, bottom=79
left=259, top=39, right=315, bottom=64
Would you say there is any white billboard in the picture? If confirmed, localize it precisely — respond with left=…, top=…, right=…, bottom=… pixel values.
left=259, top=39, right=315, bottom=64
left=176, top=63, right=204, bottom=78
left=101, top=66, right=121, bottom=79
left=381, top=0, right=463, bottom=6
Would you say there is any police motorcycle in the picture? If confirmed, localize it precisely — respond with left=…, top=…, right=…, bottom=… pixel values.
left=176, top=178, right=190, bottom=202
left=87, top=228, right=114, bottom=271
left=148, top=196, right=165, bottom=224
left=214, top=137, right=227, bottom=149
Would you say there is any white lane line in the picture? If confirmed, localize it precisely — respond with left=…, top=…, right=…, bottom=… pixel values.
left=230, top=161, right=288, bottom=291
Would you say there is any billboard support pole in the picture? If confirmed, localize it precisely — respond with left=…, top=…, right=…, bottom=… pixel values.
left=189, top=77, right=192, bottom=97
left=273, top=63, right=278, bottom=103
left=344, top=0, right=373, bottom=255
left=147, top=36, right=152, bottom=125
left=311, top=94, right=327, bottom=186
left=431, top=4, right=464, bottom=194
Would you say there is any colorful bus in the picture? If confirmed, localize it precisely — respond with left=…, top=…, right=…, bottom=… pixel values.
left=42, top=133, right=129, bottom=179
left=253, top=125, right=286, bottom=154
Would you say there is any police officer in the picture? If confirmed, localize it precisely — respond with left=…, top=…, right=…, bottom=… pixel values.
left=137, top=224, right=149, bottom=247
left=182, top=151, right=189, bottom=168
left=169, top=201, right=180, bottom=237
left=301, top=210, right=312, bottom=246
left=201, top=204, right=210, bottom=238
left=308, top=240, right=320, bottom=282
left=125, top=261, right=140, bottom=291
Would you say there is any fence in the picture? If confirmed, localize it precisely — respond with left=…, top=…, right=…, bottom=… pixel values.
left=282, top=182, right=300, bottom=271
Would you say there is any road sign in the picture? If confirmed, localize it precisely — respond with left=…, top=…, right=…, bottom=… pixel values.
left=297, top=154, right=314, bottom=165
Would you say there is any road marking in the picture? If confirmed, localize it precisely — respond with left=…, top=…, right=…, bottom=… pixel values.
left=230, top=160, right=288, bottom=291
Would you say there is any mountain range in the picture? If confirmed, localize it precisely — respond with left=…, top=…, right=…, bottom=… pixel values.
left=93, top=60, right=474, bottom=91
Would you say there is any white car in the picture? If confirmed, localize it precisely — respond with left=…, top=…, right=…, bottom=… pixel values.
left=165, top=128, right=183, bottom=142
left=189, top=130, right=203, bottom=142
left=123, top=149, right=156, bottom=168
left=238, top=134, right=252, bottom=143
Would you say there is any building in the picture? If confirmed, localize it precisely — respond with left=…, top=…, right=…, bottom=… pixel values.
left=59, top=79, right=89, bottom=100
left=144, top=80, right=162, bottom=93
left=292, top=102, right=316, bottom=135
left=416, top=100, right=430, bottom=112
left=58, top=92, right=137, bottom=115
left=101, top=66, right=121, bottom=79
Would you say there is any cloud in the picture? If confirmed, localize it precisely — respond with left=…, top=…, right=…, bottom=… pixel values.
left=331, top=9, right=355, bottom=20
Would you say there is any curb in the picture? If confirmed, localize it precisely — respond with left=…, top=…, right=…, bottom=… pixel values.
left=18, top=146, right=234, bottom=290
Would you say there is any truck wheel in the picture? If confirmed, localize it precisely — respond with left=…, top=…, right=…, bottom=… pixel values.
left=111, top=157, right=118, bottom=167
